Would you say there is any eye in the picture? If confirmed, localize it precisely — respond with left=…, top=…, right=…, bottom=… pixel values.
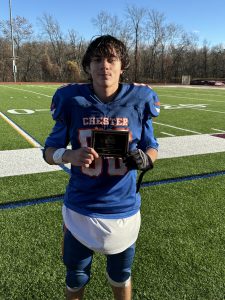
left=91, top=57, right=102, bottom=63
left=107, top=57, right=119, bottom=63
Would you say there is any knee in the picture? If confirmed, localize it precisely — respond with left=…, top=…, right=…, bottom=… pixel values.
left=63, top=229, right=93, bottom=290
left=106, top=244, right=135, bottom=286
left=66, top=268, right=91, bottom=290
left=106, top=271, right=131, bottom=287
left=106, top=264, right=131, bottom=286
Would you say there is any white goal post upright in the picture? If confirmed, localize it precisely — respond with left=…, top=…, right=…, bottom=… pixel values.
left=9, top=0, right=17, bottom=82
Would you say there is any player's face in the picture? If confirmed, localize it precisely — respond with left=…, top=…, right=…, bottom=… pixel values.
left=88, top=50, right=123, bottom=90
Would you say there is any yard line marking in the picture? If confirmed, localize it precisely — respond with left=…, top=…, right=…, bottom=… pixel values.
left=211, top=128, right=225, bottom=132
left=0, top=85, right=52, bottom=98
left=4, top=134, right=225, bottom=177
left=154, top=121, right=202, bottom=134
left=160, top=103, right=225, bottom=114
left=192, top=108, right=225, bottom=114
left=27, top=84, right=61, bottom=90
left=158, top=94, right=225, bottom=103
left=35, top=109, right=49, bottom=112
left=161, top=132, right=176, bottom=137
left=0, top=148, right=71, bottom=177
left=157, top=134, right=225, bottom=159
left=0, top=111, right=41, bottom=148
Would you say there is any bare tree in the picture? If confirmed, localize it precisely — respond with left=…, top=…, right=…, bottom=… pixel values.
left=19, top=42, right=43, bottom=81
left=125, top=5, right=146, bottom=81
left=68, top=29, right=85, bottom=65
left=38, top=14, right=65, bottom=80
left=144, top=10, right=167, bottom=81
left=209, top=45, right=225, bottom=79
left=0, top=16, right=33, bottom=54
left=92, top=10, right=122, bottom=37
left=0, top=5, right=224, bottom=83
left=0, top=16, right=33, bottom=80
left=65, top=60, right=81, bottom=82
left=0, top=38, right=11, bottom=81
left=40, top=52, right=60, bottom=81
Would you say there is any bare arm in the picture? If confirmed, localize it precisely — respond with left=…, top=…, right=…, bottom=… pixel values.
left=44, top=147, right=99, bottom=168
left=146, top=147, right=158, bottom=164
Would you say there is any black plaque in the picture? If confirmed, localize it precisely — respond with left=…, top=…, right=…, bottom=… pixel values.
left=92, top=129, right=129, bottom=157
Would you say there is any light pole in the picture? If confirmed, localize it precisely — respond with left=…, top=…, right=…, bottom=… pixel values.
left=9, top=0, right=17, bottom=82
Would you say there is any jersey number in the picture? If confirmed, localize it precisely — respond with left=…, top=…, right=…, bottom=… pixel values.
left=79, top=129, right=127, bottom=177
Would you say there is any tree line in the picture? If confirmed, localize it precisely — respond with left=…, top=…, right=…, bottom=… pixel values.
left=0, top=5, right=225, bottom=83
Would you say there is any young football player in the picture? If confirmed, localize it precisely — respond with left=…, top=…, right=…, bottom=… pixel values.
left=43, top=35, right=160, bottom=300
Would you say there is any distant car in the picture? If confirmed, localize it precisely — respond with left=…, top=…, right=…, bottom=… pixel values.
left=214, top=81, right=225, bottom=86
left=190, top=79, right=207, bottom=85
left=190, top=79, right=225, bottom=86
left=207, top=80, right=216, bottom=86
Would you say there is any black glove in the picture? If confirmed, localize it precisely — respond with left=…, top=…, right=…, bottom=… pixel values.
left=124, top=149, right=154, bottom=171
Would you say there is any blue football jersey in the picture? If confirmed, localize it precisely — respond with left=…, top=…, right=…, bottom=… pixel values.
left=45, top=83, right=160, bottom=218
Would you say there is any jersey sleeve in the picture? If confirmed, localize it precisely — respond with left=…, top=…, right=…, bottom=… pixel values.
left=50, top=88, right=69, bottom=122
left=138, top=87, right=160, bottom=151
left=147, top=89, right=160, bottom=118
left=138, top=118, right=159, bottom=151
left=44, top=89, right=70, bottom=149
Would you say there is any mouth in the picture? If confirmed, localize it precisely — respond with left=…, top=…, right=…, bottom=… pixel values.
left=99, top=73, right=111, bottom=78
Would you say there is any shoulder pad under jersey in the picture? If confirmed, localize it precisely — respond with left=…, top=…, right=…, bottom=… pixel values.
left=133, top=83, right=160, bottom=117
left=50, top=84, right=77, bottom=122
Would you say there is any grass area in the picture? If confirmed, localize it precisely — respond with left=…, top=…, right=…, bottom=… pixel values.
left=154, top=86, right=225, bottom=136
left=10, top=113, right=54, bottom=146
left=0, top=117, right=31, bottom=150
left=0, top=85, right=54, bottom=147
left=135, top=177, right=225, bottom=300
left=0, top=176, right=225, bottom=299
left=146, top=152, right=225, bottom=182
left=0, top=171, right=68, bottom=204
left=1, top=85, right=225, bottom=146
left=0, top=203, right=65, bottom=300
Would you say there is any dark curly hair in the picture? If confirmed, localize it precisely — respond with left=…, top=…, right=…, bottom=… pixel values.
left=82, top=35, right=130, bottom=74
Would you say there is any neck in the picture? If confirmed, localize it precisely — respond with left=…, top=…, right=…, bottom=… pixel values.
left=92, top=83, right=120, bottom=103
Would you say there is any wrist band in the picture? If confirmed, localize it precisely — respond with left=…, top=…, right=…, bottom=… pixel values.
left=52, top=148, right=67, bottom=164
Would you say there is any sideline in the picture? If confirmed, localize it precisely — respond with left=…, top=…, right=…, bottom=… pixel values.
left=0, top=111, right=41, bottom=148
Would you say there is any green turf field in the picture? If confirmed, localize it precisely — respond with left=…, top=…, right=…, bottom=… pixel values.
left=0, top=84, right=225, bottom=299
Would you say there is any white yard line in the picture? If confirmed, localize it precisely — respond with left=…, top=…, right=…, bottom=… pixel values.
left=0, top=85, right=52, bottom=98
left=154, top=85, right=225, bottom=90
left=157, top=94, right=225, bottom=103
left=192, top=108, right=225, bottom=114
left=0, top=148, right=61, bottom=177
left=154, top=121, right=202, bottom=134
left=211, top=128, right=225, bottom=132
left=1, top=134, right=225, bottom=177
left=157, top=134, right=225, bottom=159
left=160, top=132, right=176, bottom=137
left=0, top=111, right=41, bottom=148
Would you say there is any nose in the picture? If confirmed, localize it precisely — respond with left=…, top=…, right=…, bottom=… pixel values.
left=100, top=58, right=110, bottom=68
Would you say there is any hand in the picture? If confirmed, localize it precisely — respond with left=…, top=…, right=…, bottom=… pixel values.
left=123, top=149, right=153, bottom=171
left=62, top=147, right=99, bottom=168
